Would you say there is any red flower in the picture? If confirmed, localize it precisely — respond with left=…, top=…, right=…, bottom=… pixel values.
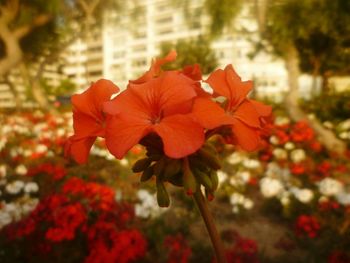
left=104, top=71, right=205, bottom=159
left=191, top=65, right=271, bottom=151
left=130, top=50, right=177, bottom=84
left=295, top=215, right=320, bottom=238
left=164, top=234, right=192, bottom=263
left=65, top=79, right=119, bottom=163
left=290, top=163, right=306, bottom=175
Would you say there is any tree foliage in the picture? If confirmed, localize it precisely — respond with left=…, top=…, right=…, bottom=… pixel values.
left=160, top=37, right=218, bottom=75
left=267, top=0, right=350, bottom=77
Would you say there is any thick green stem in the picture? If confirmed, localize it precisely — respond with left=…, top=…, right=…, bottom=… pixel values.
left=193, top=190, right=227, bottom=263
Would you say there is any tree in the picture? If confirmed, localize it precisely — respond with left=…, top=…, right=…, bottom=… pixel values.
left=160, top=37, right=218, bottom=75
left=0, top=0, right=123, bottom=111
left=265, top=0, right=349, bottom=154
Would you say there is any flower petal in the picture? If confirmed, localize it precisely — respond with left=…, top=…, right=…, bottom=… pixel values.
left=231, top=120, right=260, bottom=151
left=130, top=50, right=177, bottom=84
left=65, top=136, right=96, bottom=164
left=72, top=79, right=119, bottom=120
left=205, top=68, right=232, bottom=99
left=191, top=97, right=234, bottom=129
left=129, top=71, right=197, bottom=114
left=233, top=100, right=261, bottom=128
left=103, top=88, right=149, bottom=118
left=105, top=115, right=150, bottom=159
left=225, top=65, right=252, bottom=106
left=72, top=110, right=102, bottom=139
left=250, top=100, right=272, bottom=117
left=182, top=64, right=202, bottom=81
left=153, top=114, right=205, bottom=158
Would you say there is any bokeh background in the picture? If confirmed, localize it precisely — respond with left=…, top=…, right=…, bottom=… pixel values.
left=0, top=0, right=350, bottom=262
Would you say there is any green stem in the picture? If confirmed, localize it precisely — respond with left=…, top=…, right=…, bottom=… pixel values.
left=193, top=190, right=227, bottom=263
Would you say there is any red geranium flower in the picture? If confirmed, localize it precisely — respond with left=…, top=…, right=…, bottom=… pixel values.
left=104, top=71, right=205, bottom=159
left=130, top=50, right=177, bottom=84
left=65, top=79, right=119, bottom=163
left=192, top=65, right=271, bottom=151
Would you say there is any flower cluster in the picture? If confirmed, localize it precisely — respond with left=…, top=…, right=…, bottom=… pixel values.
left=294, top=215, right=321, bottom=238
left=2, top=175, right=147, bottom=263
left=66, top=51, right=271, bottom=206
left=164, top=234, right=192, bottom=263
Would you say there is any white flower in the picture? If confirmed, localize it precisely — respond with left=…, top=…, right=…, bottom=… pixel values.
left=23, top=149, right=32, bottom=157
left=280, top=196, right=290, bottom=206
left=272, top=148, right=287, bottom=160
left=275, top=116, right=290, bottom=126
left=323, top=121, right=334, bottom=129
left=217, top=170, right=228, bottom=186
left=119, top=158, right=129, bottom=167
left=243, top=199, right=254, bottom=210
left=22, top=198, right=39, bottom=214
left=24, top=182, right=39, bottom=193
left=284, top=142, right=295, bottom=150
left=290, top=149, right=306, bottom=163
left=15, top=165, right=27, bottom=175
left=269, top=136, right=279, bottom=145
left=338, top=119, right=350, bottom=131
left=0, top=211, right=12, bottom=228
left=114, top=190, right=122, bottom=201
left=260, top=177, right=284, bottom=198
left=291, top=188, right=314, bottom=203
left=6, top=180, right=25, bottom=194
left=318, top=178, right=344, bottom=196
left=135, top=189, right=166, bottom=218
left=35, top=144, right=48, bottom=153
left=339, top=131, right=350, bottom=140
left=243, top=159, right=261, bottom=169
left=336, top=192, right=350, bottom=205
left=226, top=152, right=244, bottom=165
left=230, top=192, right=245, bottom=205
left=237, top=171, right=251, bottom=183
left=232, top=206, right=239, bottom=214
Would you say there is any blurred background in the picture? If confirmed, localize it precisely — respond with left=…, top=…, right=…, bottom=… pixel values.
left=0, top=0, right=350, bottom=263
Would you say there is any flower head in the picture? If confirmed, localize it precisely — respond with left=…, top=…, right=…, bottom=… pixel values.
left=65, top=79, right=119, bottom=163
left=192, top=65, right=271, bottom=151
left=104, top=71, right=205, bottom=159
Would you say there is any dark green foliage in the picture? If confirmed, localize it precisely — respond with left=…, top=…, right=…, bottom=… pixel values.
left=204, top=0, right=242, bottom=37
left=160, top=37, right=218, bottom=74
left=301, top=91, right=350, bottom=122
left=267, top=0, right=350, bottom=78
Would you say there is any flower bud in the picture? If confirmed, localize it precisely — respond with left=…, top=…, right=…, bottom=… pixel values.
left=132, top=158, right=152, bottom=173
left=140, top=165, right=154, bottom=182
left=198, top=148, right=221, bottom=170
left=193, top=169, right=213, bottom=191
left=183, top=159, right=197, bottom=195
left=163, top=159, right=182, bottom=180
left=156, top=179, right=170, bottom=207
left=209, top=170, right=219, bottom=191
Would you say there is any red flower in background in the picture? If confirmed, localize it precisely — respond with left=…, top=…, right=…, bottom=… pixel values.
left=65, top=79, right=119, bottom=164
left=164, top=234, right=192, bottom=263
left=104, top=71, right=205, bottom=159
left=192, top=65, right=271, bottom=151
left=295, top=215, right=321, bottom=238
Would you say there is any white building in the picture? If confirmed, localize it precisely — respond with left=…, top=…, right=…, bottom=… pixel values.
left=100, top=0, right=289, bottom=100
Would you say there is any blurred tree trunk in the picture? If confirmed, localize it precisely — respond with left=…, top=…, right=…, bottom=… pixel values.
left=0, top=0, right=51, bottom=110
left=4, top=75, right=22, bottom=111
left=284, top=44, right=346, bottom=155
left=311, top=57, right=320, bottom=96
left=254, top=0, right=346, bottom=155
left=19, top=63, right=57, bottom=113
